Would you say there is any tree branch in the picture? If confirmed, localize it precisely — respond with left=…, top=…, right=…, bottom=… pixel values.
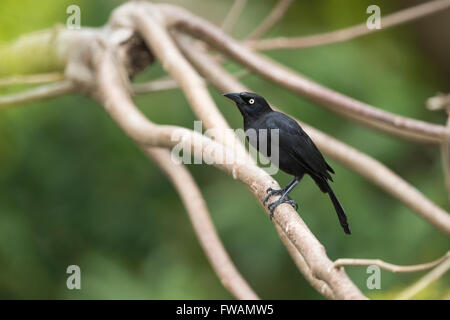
left=427, top=93, right=450, bottom=204
left=334, top=251, right=450, bottom=273
left=221, top=0, right=247, bottom=35
left=132, top=77, right=178, bottom=94
left=396, top=256, right=450, bottom=300
left=246, top=0, right=450, bottom=50
left=245, top=0, right=293, bottom=40
left=159, top=4, right=447, bottom=145
left=0, top=72, right=64, bottom=88
left=0, top=80, right=75, bottom=108
left=145, top=147, right=259, bottom=299
left=175, top=34, right=450, bottom=235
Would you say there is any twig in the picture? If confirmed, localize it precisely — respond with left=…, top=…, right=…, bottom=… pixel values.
left=132, top=77, right=178, bottom=94
left=160, top=4, right=447, bottom=145
left=131, top=69, right=250, bottom=95
left=427, top=93, right=450, bottom=204
left=0, top=80, right=75, bottom=108
left=246, top=0, right=450, bottom=50
left=145, top=147, right=259, bottom=299
left=175, top=33, right=450, bottom=235
left=426, top=93, right=450, bottom=111
left=396, top=256, right=450, bottom=300
left=334, top=252, right=450, bottom=273
left=245, top=0, right=293, bottom=40
left=443, top=118, right=450, bottom=204
left=221, top=0, right=247, bottom=34
left=0, top=72, right=64, bottom=88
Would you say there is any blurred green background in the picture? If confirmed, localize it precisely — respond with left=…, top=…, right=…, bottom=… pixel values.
left=0, top=0, right=449, bottom=299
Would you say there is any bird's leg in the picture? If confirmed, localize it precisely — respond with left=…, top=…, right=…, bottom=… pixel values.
left=264, top=177, right=298, bottom=205
left=267, top=177, right=302, bottom=220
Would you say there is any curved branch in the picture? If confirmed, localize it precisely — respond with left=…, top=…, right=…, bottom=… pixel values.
left=145, top=147, right=259, bottom=299
left=246, top=0, right=450, bottom=50
left=245, top=0, right=293, bottom=40
left=175, top=34, right=450, bottom=235
left=160, top=4, right=446, bottom=145
left=334, top=251, right=450, bottom=273
left=396, top=256, right=450, bottom=300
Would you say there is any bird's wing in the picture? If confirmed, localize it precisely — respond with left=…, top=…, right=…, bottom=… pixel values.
left=266, top=112, right=334, bottom=180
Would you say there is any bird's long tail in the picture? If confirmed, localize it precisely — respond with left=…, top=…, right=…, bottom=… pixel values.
left=325, top=182, right=351, bottom=235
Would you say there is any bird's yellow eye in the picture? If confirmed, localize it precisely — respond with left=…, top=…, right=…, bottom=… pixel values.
left=249, top=99, right=255, bottom=105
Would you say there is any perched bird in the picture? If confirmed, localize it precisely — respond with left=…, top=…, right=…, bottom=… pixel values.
left=223, top=92, right=351, bottom=234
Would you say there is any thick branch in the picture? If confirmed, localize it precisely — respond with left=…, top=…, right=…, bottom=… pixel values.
left=246, top=0, right=450, bottom=50
left=274, top=224, right=335, bottom=299
left=160, top=4, right=446, bottom=145
left=145, top=147, right=259, bottom=299
left=175, top=35, right=450, bottom=235
left=0, top=27, right=98, bottom=77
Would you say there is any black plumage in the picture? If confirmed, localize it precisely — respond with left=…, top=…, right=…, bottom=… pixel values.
left=224, top=92, right=351, bottom=234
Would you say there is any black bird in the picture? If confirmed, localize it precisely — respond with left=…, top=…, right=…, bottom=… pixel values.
left=223, top=92, right=351, bottom=234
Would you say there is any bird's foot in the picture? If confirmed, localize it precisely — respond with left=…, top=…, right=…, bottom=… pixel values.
left=268, top=198, right=299, bottom=221
left=263, top=187, right=284, bottom=205
left=264, top=187, right=294, bottom=205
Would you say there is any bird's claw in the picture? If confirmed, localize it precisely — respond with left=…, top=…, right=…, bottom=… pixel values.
left=285, top=199, right=298, bottom=211
left=264, top=187, right=284, bottom=205
left=268, top=198, right=299, bottom=221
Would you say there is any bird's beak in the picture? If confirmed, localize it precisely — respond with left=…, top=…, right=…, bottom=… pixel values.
left=223, top=92, right=243, bottom=104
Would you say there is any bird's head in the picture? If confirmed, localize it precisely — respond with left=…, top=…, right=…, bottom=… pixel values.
left=223, top=92, right=272, bottom=118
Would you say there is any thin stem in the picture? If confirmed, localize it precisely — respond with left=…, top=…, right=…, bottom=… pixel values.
left=0, top=80, right=75, bottom=108
left=0, top=72, right=64, bottom=88
left=246, top=0, right=450, bottom=50
left=396, top=257, right=450, bottom=300
left=245, top=0, right=293, bottom=40
left=132, top=77, right=178, bottom=94
left=221, top=0, right=247, bottom=35
left=334, top=252, right=450, bottom=273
